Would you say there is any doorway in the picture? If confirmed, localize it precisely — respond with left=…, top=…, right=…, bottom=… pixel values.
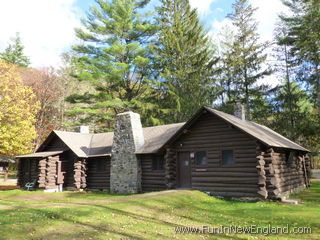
left=177, top=152, right=191, bottom=188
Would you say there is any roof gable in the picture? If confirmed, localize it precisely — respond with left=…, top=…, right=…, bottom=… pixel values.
left=35, top=106, right=309, bottom=158
left=205, top=107, right=308, bottom=152
left=37, top=131, right=92, bottom=158
left=161, top=106, right=309, bottom=152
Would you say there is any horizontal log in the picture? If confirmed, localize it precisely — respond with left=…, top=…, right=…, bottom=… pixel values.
left=190, top=185, right=259, bottom=193
left=179, top=141, right=256, bottom=148
left=143, top=180, right=167, bottom=185
left=191, top=172, right=258, bottom=177
left=141, top=176, right=165, bottom=181
left=191, top=167, right=258, bottom=173
left=258, top=189, right=268, bottom=198
left=191, top=177, right=258, bottom=183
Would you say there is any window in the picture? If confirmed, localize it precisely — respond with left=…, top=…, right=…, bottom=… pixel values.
left=222, top=150, right=234, bottom=165
left=96, top=159, right=107, bottom=172
left=152, top=155, right=164, bottom=171
left=195, top=151, right=208, bottom=165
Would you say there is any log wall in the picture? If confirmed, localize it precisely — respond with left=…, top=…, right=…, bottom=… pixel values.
left=38, top=158, right=47, bottom=188
left=59, top=151, right=77, bottom=189
left=164, top=148, right=177, bottom=189
left=17, top=158, right=40, bottom=187
left=171, top=112, right=260, bottom=198
left=44, top=156, right=59, bottom=190
left=139, top=154, right=166, bottom=192
left=86, top=157, right=111, bottom=190
left=74, top=158, right=87, bottom=189
left=263, top=148, right=309, bottom=199
left=256, top=144, right=267, bottom=198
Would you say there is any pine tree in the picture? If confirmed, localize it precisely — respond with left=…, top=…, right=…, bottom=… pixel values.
left=69, top=0, right=158, bottom=130
left=280, top=0, right=320, bottom=110
left=272, top=21, right=297, bottom=133
left=271, top=79, right=313, bottom=142
left=0, top=33, right=30, bottom=67
left=277, top=0, right=320, bottom=153
left=215, top=26, right=237, bottom=113
left=155, top=0, right=219, bottom=122
left=227, top=0, right=271, bottom=120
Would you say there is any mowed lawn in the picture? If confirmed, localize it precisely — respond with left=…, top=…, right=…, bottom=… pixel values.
left=0, top=183, right=319, bottom=240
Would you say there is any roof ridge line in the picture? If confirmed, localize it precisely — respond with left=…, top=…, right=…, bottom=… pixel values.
left=88, top=134, right=95, bottom=156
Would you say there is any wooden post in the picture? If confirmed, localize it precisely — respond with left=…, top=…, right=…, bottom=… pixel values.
left=165, top=148, right=177, bottom=189
left=81, top=159, right=87, bottom=189
left=3, top=166, right=8, bottom=182
left=38, top=158, right=47, bottom=188
left=256, top=143, right=267, bottom=198
left=45, top=156, right=59, bottom=190
left=74, top=158, right=87, bottom=190
left=302, top=155, right=309, bottom=188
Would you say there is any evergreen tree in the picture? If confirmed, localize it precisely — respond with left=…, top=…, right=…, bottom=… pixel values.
left=271, top=79, right=313, bottom=143
left=0, top=33, right=30, bottom=67
left=69, top=0, right=158, bottom=131
left=227, top=0, right=271, bottom=120
left=272, top=21, right=298, bottom=134
left=280, top=0, right=320, bottom=110
left=156, top=0, right=219, bottom=123
left=214, top=26, right=237, bottom=114
left=278, top=0, right=320, bottom=155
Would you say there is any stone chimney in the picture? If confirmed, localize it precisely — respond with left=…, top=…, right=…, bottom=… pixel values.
left=234, top=100, right=246, bottom=120
left=110, top=111, right=144, bottom=194
left=79, top=126, right=89, bottom=134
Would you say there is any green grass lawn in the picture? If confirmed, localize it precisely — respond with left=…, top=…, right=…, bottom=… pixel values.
left=0, top=183, right=319, bottom=240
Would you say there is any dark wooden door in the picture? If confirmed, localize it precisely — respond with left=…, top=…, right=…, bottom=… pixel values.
left=178, top=152, right=191, bottom=188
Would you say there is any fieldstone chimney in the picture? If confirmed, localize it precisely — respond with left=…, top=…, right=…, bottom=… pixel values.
left=234, top=100, right=246, bottom=120
left=110, top=111, right=144, bottom=194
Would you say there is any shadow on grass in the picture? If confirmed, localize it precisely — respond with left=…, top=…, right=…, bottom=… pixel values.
left=0, top=183, right=318, bottom=239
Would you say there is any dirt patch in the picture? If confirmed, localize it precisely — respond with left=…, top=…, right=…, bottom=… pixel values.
left=12, top=192, right=68, bottom=202
left=0, top=186, right=19, bottom=190
left=0, top=180, right=17, bottom=186
left=1, top=190, right=186, bottom=210
left=311, top=179, right=320, bottom=182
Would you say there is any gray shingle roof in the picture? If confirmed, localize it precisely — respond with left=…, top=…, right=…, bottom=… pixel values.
left=136, top=123, right=185, bottom=153
left=51, top=123, right=184, bottom=157
left=16, top=151, right=63, bottom=158
left=205, top=107, right=309, bottom=152
left=19, top=107, right=307, bottom=159
left=0, top=157, right=15, bottom=163
left=53, top=131, right=92, bottom=158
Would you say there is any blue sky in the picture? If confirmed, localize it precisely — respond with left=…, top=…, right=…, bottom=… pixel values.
left=75, top=0, right=234, bottom=30
left=0, top=0, right=288, bottom=74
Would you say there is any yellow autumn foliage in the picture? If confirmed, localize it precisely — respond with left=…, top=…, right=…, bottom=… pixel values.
left=0, top=60, right=39, bottom=156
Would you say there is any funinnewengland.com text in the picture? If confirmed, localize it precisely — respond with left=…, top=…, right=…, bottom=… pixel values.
left=174, top=224, right=312, bottom=236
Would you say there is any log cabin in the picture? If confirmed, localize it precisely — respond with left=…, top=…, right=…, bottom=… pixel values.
left=16, top=105, right=311, bottom=200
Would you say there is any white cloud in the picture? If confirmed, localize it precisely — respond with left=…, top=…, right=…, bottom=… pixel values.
left=189, top=0, right=216, bottom=16
left=249, top=0, right=290, bottom=87
left=0, top=0, right=81, bottom=68
left=249, top=0, right=289, bottom=42
left=209, top=0, right=290, bottom=87
left=210, top=18, right=233, bottom=39
left=210, top=0, right=289, bottom=42
left=216, top=7, right=224, bottom=13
